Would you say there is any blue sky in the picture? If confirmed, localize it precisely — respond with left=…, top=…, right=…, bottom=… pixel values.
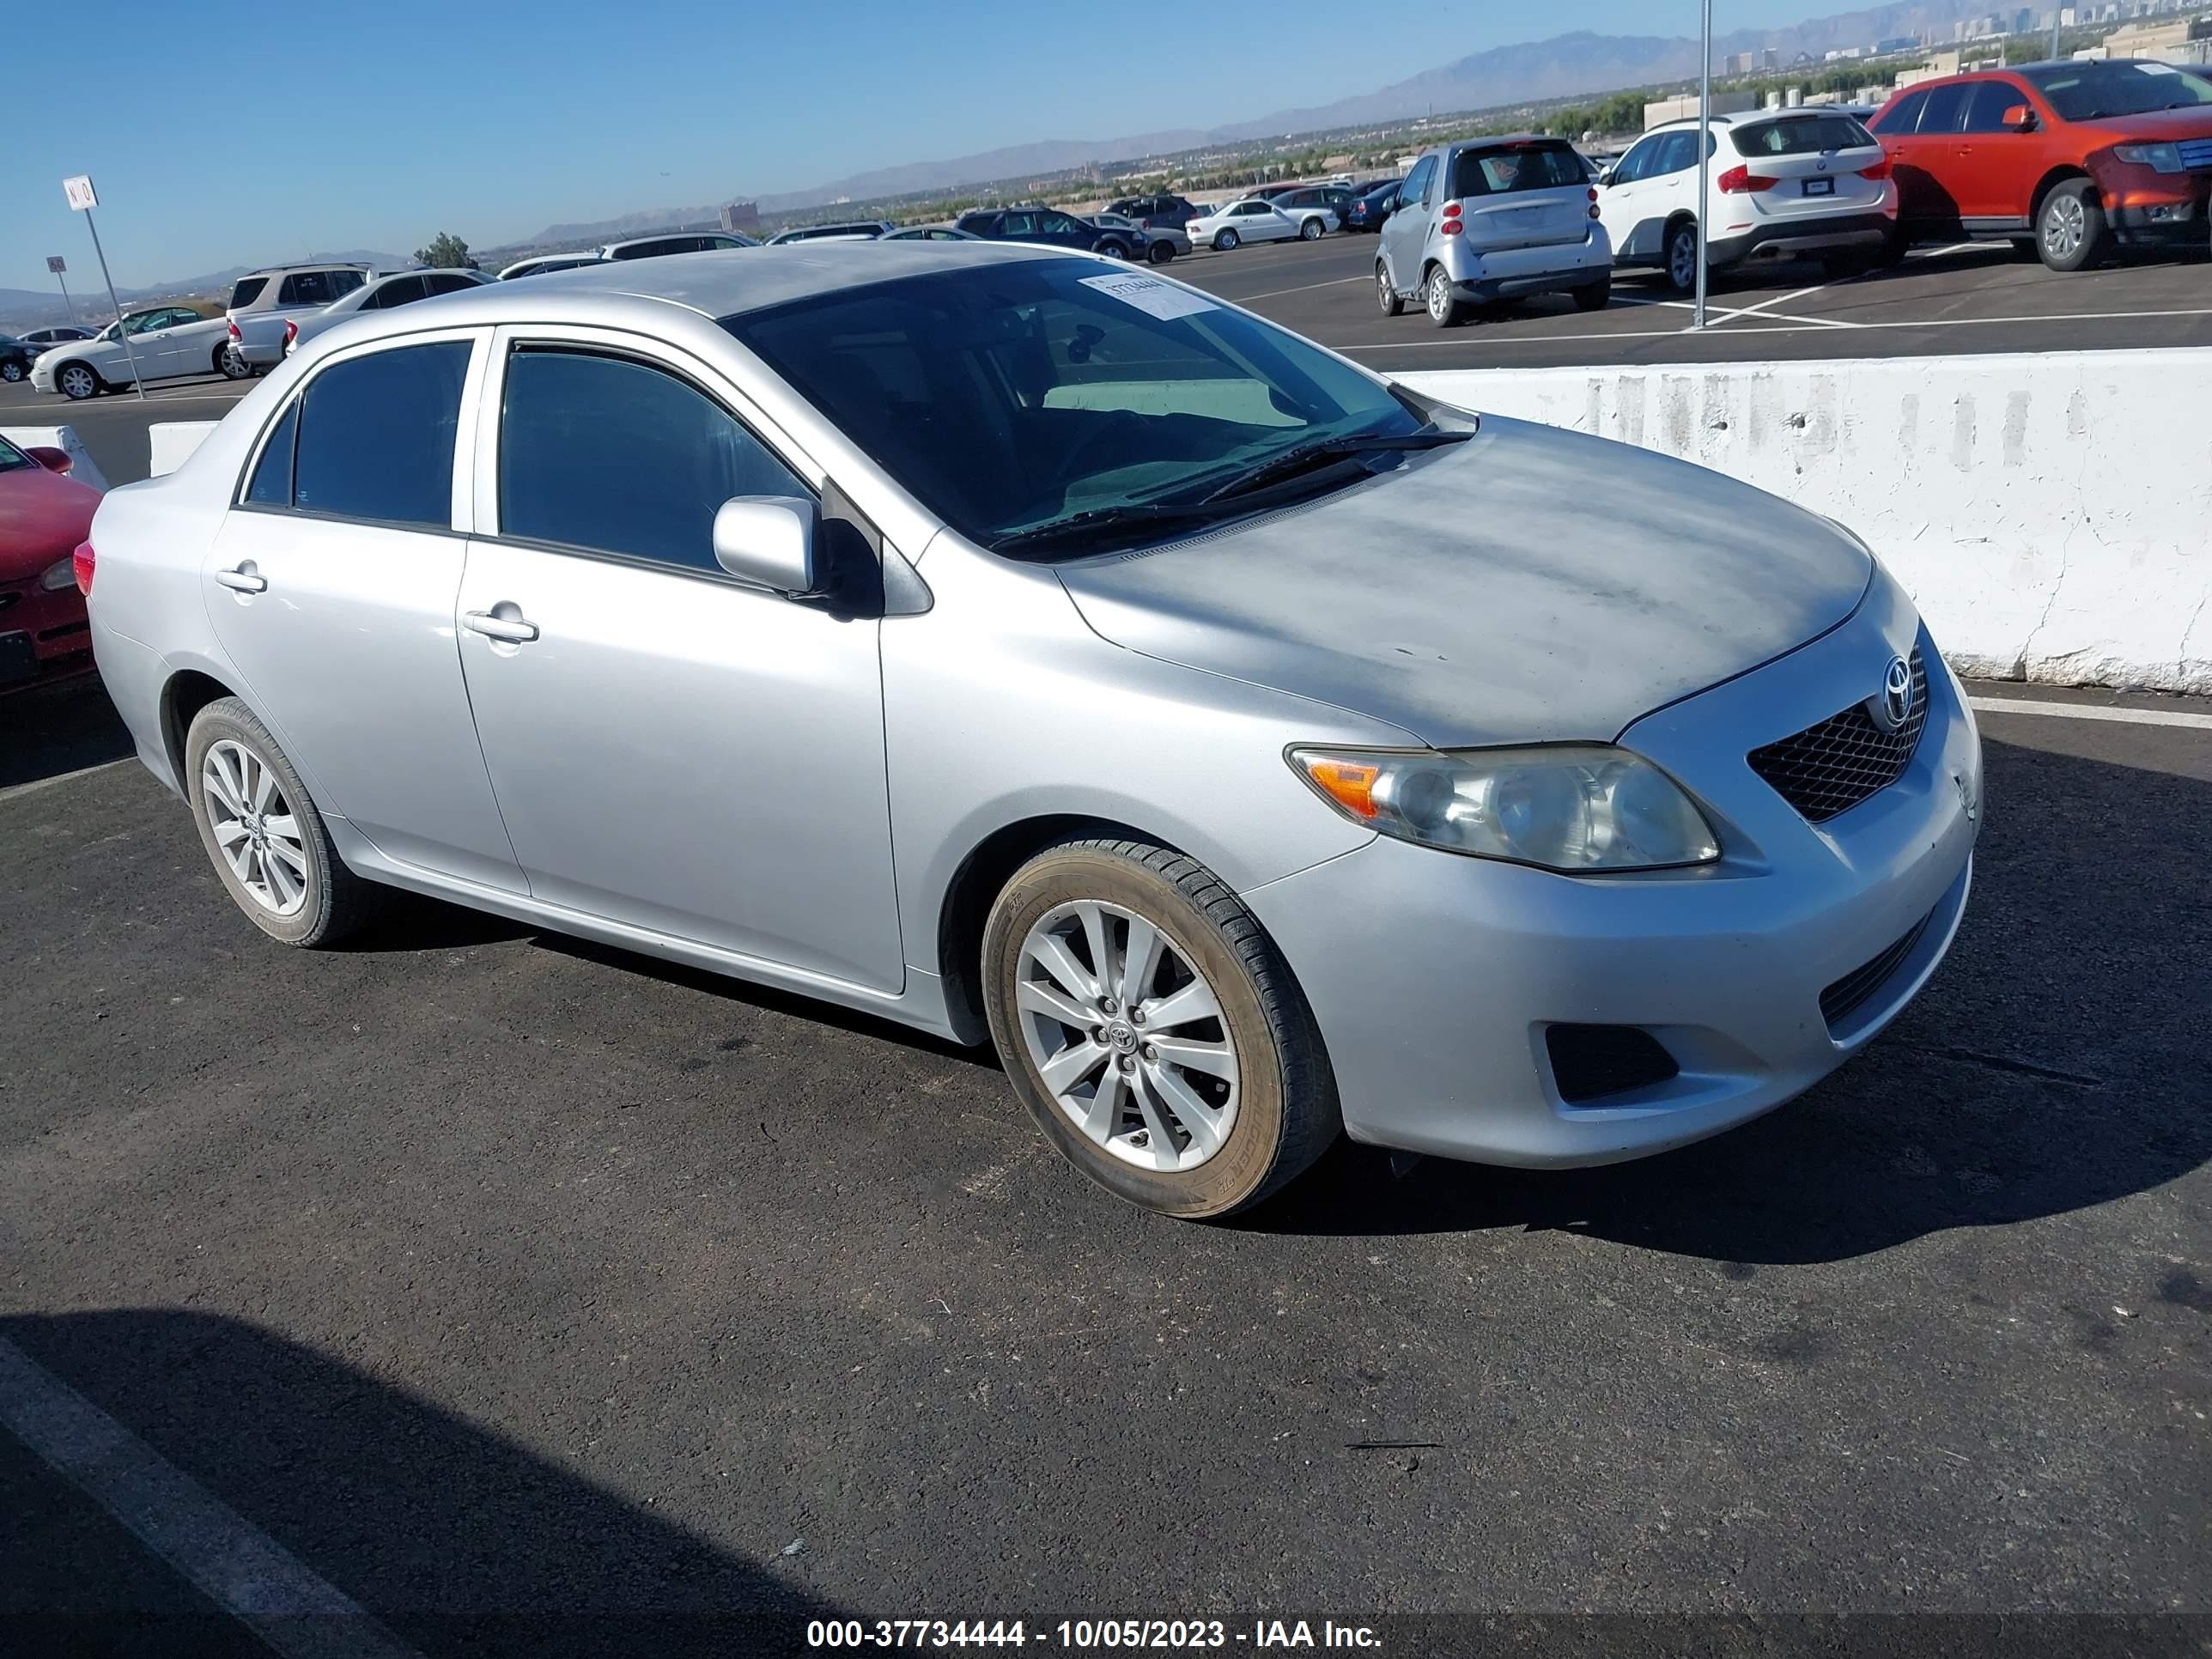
left=10, top=0, right=1816, bottom=293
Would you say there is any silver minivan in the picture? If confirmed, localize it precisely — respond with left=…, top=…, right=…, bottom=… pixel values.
left=1376, top=137, right=1614, bottom=326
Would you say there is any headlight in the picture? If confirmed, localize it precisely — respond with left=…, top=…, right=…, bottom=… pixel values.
left=1290, top=744, right=1720, bottom=872
left=40, top=556, right=77, bottom=592
left=2112, top=143, right=2185, bottom=173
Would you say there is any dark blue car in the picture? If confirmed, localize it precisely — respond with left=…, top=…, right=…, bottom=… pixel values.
left=1343, top=179, right=1402, bottom=234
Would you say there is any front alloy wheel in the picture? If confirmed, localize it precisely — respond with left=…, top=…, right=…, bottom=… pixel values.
left=982, top=838, right=1340, bottom=1218
left=58, top=362, right=98, bottom=399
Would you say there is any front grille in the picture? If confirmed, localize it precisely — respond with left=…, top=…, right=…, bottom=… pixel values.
left=2179, top=137, right=2212, bottom=172
left=1820, top=908, right=1935, bottom=1032
left=1547, top=1024, right=1680, bottom=1104
left=1747, top=648, right=1929, bottom=823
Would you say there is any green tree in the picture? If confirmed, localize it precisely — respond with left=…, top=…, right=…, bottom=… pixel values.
left=414, top=231, right=474, bottom=270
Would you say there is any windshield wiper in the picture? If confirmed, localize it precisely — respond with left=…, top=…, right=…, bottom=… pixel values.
left=990, top=501, right=1240, bottom=556
left=1199, top=428, right=1470, bottom=504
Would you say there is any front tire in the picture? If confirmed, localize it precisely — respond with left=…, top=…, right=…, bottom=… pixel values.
left=58, top=362, right=100, bottom=400
left=2037, top=180, right=2107, bottom=272
left=185, top=697, right=378, bottom=947
left=1664, top=221, right=1700, bottom=295
left=1299, top=217, right=1324, bottom=240
left=981, top=838, right=1340, bottom=1219
left=1214, top=228, right=1238, bottom=252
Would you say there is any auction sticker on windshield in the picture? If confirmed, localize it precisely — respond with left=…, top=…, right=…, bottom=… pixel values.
left=1079, top=271, right=1218, bottom=320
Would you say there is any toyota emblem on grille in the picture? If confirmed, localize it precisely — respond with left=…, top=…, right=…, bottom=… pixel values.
left=1869, top=655, right=1914, bottom=733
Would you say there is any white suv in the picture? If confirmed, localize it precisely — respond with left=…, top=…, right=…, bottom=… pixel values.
left=1596, top=109, right=1897, bottom=293
left=224, top=264, right=373, bottom=370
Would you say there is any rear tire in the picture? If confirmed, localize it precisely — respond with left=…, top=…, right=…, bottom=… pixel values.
left=217, top=343, right=252, bottom=380
left=185, top=697, right=380, bottom=948
left=981, top=837, right=1340, bottom=1220
left=1376, top=260, right=1403, bottom=316
left=1425, top=264, right=1466, bottom=328
left=1146, top=240, right=1176, bottom=264
left=0, top=360, right=22, bottom=383
left=1299, top=217, right=1324, bottom=240
left=1571, top=272, right=1613, bottom=312
left=1215, top=228, right=1238, bottom=252
left=2036, top=179, right=2107, bottom=272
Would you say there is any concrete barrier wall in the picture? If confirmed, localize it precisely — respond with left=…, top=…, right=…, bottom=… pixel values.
left=149, top=421, right=221, bottom=477
left=1398, top=350, right=2211, bottom=694
left=0, top=426, right=110, bottom=494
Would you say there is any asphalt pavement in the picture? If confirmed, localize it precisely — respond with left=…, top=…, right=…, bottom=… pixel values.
left=3, top=672, right=2207, bottom=1654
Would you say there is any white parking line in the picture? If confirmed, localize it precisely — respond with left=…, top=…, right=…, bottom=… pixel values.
left=1223, top=275, right=1371, bottom=303
left=1340, top=301, right=2212, bottom=351
left=1967, top=696, right=2212, bottom=730
left=0, top=1335, right=427, bottom=1659
left=0, top=757, right=132, bottom=804
left=1698, top=283, right=1861, bottom=329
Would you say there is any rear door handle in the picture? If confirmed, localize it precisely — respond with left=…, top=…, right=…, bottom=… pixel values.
left=462, top=609, right=539, bottom=644
left=214, top=567, right=266, bottom=593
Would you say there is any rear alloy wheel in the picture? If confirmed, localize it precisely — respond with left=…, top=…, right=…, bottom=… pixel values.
left=1376, top=261, right=1403, bottom=317
left=58, top=362, right=100, bottom=400
left=0, top=360, right=21, bottom=383
left=2037, top=180, right=2107, bottom=273
left=982, top=838, right=1340, bottom=1219
left=1665, top=222, right=1701, bottom=295
left=1300, top=217, right=1324, bottom=240
left=217, top=343, right=252, bottom=380
left=1425, top=264, right=1466, bottom=328
left=1215, top=228, right=1239, bottom=252
left=185, top=696, right=379, bottom=947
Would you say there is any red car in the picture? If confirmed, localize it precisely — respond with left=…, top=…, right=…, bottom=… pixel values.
left=0, top=435, right=100, bottom=692
left=1871, top=57, right=2212, bottom=270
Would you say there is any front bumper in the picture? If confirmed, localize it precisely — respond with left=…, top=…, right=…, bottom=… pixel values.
left=29, top=362, right=58, bottom=392
left=1441, top=229, right=1611, bottom=300
left=1241, top=571, right=1982, bottom=1168
left=1707, top=208, right=1895, bottom=268
left=2100, top=169, right=2209, bottom=245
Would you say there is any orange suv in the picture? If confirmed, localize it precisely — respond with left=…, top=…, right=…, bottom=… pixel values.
left=1870, top=57, right=2212, bottom=270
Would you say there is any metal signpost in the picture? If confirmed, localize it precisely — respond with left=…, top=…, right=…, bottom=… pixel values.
left=1694, top=0, right=1712, bottom=328
left=46, top=256, right=76, bottom=322
left=61, top=174, right=147, bottom=402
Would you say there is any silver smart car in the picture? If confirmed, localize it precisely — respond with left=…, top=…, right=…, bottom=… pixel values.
left=82, top=243, right=1980, bottom=1218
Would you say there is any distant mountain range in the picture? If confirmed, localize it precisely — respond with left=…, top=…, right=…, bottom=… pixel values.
left=3, top=0, right=2001, bottom=324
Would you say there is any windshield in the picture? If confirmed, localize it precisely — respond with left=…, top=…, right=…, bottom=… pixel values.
left=0, top=436, right=30, bottom=474
left=725, top=259, right=1424, bottom=552
left=2022, top=59, right=2212, bottom=119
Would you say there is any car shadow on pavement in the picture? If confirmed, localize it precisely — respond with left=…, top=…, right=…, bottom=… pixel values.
left=1, top=675, right=133, bottom=791
left=1243, top=736, right=2212, bottom=1262
left=2, top=1309, right=843, bottom=1658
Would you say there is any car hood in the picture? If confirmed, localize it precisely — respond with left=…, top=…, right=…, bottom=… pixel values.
left=1054, top=415, right=1874, bottom=748
left=2088, top=107, right=2212, bottom=142
left=0, top=465, right=100, bottom=577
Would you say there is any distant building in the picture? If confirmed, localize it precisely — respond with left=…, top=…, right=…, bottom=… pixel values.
left=1643, top=89, right=1757, bottom=128
left=1872, top=35, right=1917, bottom=52
left=720, top=201, right=760, bottom=233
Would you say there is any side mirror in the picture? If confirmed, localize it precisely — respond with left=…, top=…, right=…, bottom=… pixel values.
left=712, top=495, right=818, bottom=595
left=25, top=446, right=72, bottom=475
left=1598, top=167, right=1618, bottom=186
left=2002, top=104, right=2036, bottom=131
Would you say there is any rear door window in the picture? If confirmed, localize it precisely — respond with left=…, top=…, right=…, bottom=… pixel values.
left=1917, top=82, right=1973, bottom=134
left=1451, top=143, right=1588, bottom=195
left=279, top=270, right=335, bottom=307
left=366, top=276, right=428, bottom=310
left=292, top=340, right=471, bottom=526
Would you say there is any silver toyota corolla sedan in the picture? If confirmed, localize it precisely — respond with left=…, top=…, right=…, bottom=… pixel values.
left=82, top=243, right=1980, bottom=1219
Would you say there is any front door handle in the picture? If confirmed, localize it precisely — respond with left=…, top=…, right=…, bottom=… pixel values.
left=214, top=566, right=266, bottom=593
left=462, top=609, right=539, bottom=644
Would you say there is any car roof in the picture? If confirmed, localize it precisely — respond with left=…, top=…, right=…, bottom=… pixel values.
left=318, top=240, right=1072, bottom=333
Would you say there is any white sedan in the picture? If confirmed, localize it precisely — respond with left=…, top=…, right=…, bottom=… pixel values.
left=282, top=269, right=495, bottom=356
left=1188, top=198, right=1307, bottom=251
left=33, top=306, right=240, bottom=400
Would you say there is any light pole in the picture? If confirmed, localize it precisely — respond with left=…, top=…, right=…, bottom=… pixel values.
left=1694, top=0, right=1712, bottom=328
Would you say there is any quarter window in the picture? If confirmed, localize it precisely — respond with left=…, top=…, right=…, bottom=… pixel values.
left=291, top=340, right=471, bottom=526
left=496, top=348, right=808, bottom=574
left=245, top=402, right=299, bottom=505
